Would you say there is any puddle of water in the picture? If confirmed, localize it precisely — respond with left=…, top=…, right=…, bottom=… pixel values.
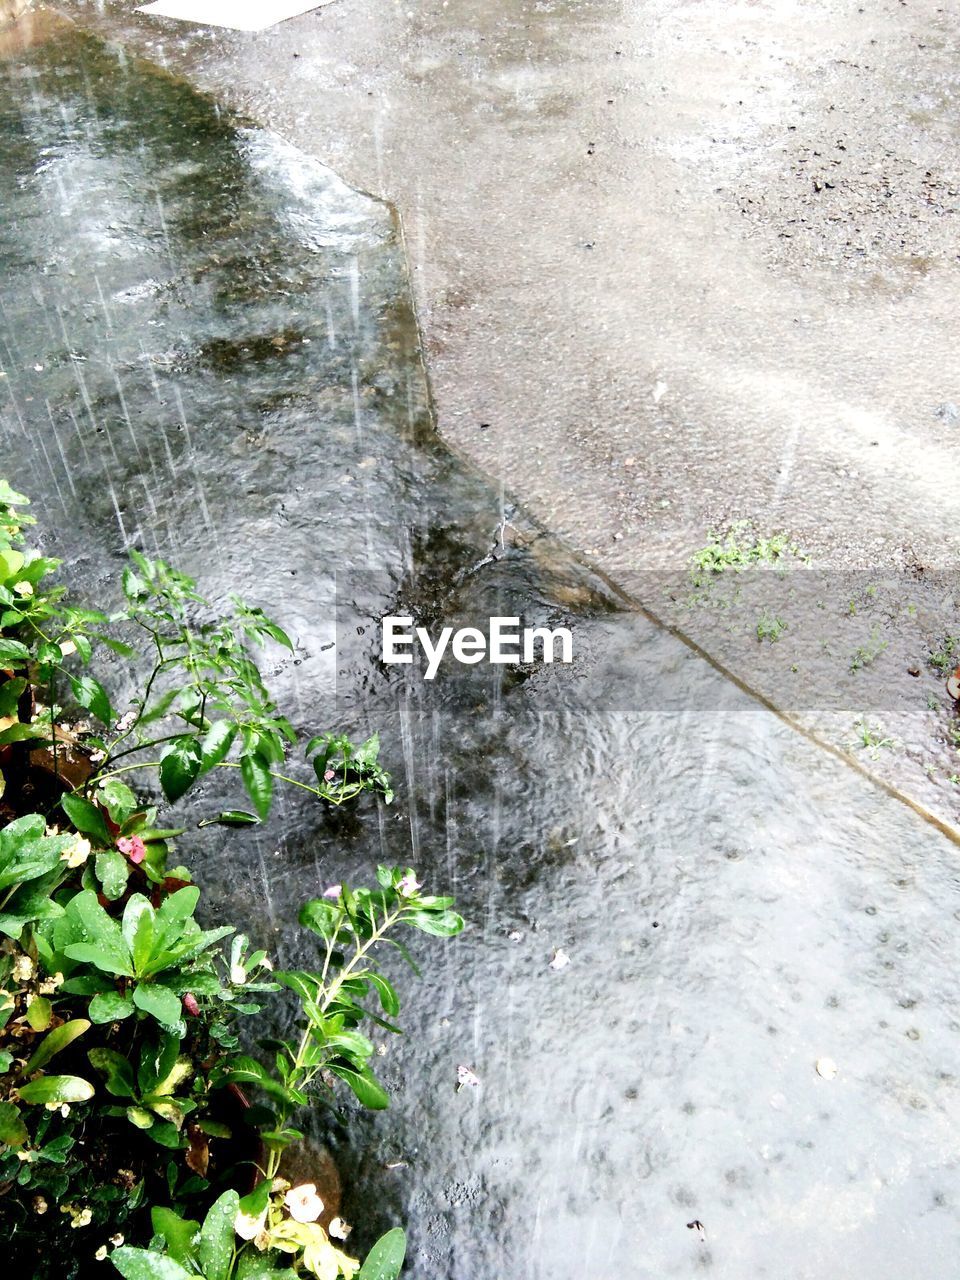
left=2, top=31, right=960, bottom=1280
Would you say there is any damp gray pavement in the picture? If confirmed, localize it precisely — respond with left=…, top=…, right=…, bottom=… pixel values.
left=38, top=0, right=960, bottom=829
left=3, top=29, right=960, bottom=1280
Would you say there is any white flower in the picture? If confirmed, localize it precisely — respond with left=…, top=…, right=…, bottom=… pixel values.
left=94, top=1246, right=108, bottom=1262
left=235, top=1207, right=268, bottom=1241
left=548, top=948, right=570, bottom=971
left=328, top=1217, right=351, bottom=1240
left=284, top=1183, right=324, bottom=1223
left=230, top=963, right=246, bottom=985
left=397, top=872, right=421, bottom=897
left=61, top=836, right=91, bottom=869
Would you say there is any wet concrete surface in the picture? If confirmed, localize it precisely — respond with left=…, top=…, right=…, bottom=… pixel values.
left=42, top=0, right=960, bottom=830
left=5, top=30, right=960, bottom=1280
left=42, top=0, right=960, bottom=564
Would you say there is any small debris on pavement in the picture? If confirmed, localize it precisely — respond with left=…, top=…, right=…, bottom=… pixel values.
left=456, top=1064, right=481, bottom=1092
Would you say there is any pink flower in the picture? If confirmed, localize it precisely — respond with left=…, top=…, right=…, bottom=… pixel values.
left=284, top=1183, right=324, bottom=1223
left=182, top=993, right=200, bottom=1017
left=322, top=884, right=342, bottom=900
left=397, top=872, right=421, bottom=897
left=117, top=836, right=146, bottom=865
left=323, top=769, right=336, bottom=782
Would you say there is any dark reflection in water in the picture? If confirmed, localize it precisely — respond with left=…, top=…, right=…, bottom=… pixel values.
left=2, top=30, right=960, bottom=1280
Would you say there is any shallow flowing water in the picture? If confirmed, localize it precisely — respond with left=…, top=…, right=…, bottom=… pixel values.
left=2, top=30, right=960, bottom=1279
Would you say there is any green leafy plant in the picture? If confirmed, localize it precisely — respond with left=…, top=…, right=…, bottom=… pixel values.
left=217, top=867, right=463, bottom=1175
left=0, top=483, right=391, bottom=821
left=851, top=718, right=896, bottom=756
left=689, top=522, right=803, bottom=588
left=928, top=635, right=959, bottom=674
left=849, top=626, right=888, bottom=673
left=755, top=611, right=786, bottom=643
left=0, top=483, right=460, bottom=1280
left=111, top=1189, right=407, bottom=1280
left=305, top=734, right=394, bottom=806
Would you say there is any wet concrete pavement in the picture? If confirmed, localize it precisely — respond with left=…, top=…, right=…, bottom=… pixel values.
left=42, top=0, right=960, bottom=831
left=50, top=0, right=960, bottom=570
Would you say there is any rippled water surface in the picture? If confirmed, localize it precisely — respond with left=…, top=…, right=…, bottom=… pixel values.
left=2, top=30, right=960, bottom=1279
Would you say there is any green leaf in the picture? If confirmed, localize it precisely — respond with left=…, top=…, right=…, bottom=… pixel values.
left=137, top=1032, right=179, bottom=1097
left=88, top=991, right=135, bottom=1024
left=198, top=721, right=237, bottom=776
left=0, top=677, right=26, bottom=718
left=61, top=942, right=134, bottom=978
left=297, top=898, right=341, bottom=941
left=121, top=567, right=150, bottom=602
left=358, top=1228, right=407, bottom=1280
left=0, top=882, right=65, bottom=940
left=236, top=1265, right=298, bottom=1280
left=133, top=983, right=183, bottom=1030
left=36, top=640, right=62, bottom=667
left=237, top=1175, right=272, bottom=1220
left=0, top=814, right=70, bottom=891
left=240, top=752, right=273, bottom=820
left=98, top=779, right=138, bottom=826
left=69, top=674, right=112, bottom=725
left=123, top=895, right=156, bottom=974
left=60, top=793, right=111, bottom=845
left=197, top=809, right=260, bottom=829
left=89, top=1048, right=137, bottom=1098
left=405, top=909, right=465, bottom=937
left=0, top=1101, right=28, bottom=1147
left=96, top=849, right=130, bottom=900
left=111, top=1247, right=194, bottom=1280
left=0, top=548, right=25, bottom=581
left=153, top=885, right=200, bottom=951
left=328, top=1062, right=390, bottom=1110
left=0, top=722, right=47, bottom=748
left=151, top=1207, right=200, bottom=1267
left=97, top=634, right=138, bottom=659
left=159, top=737, right=202, bottom=803
left=365, top=972, right=401, bottom=1017
left=0, top=638, right=30, bottom=665
left=25, top=995, right=52, bottom=1031
left=63, top=891, right=132, bottom=976
left=18, top=1074, right=95, bottom=1105
left=198, top=1190, right=240, bottom=1280
left=25, top=1020, right=90, bottom=1073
